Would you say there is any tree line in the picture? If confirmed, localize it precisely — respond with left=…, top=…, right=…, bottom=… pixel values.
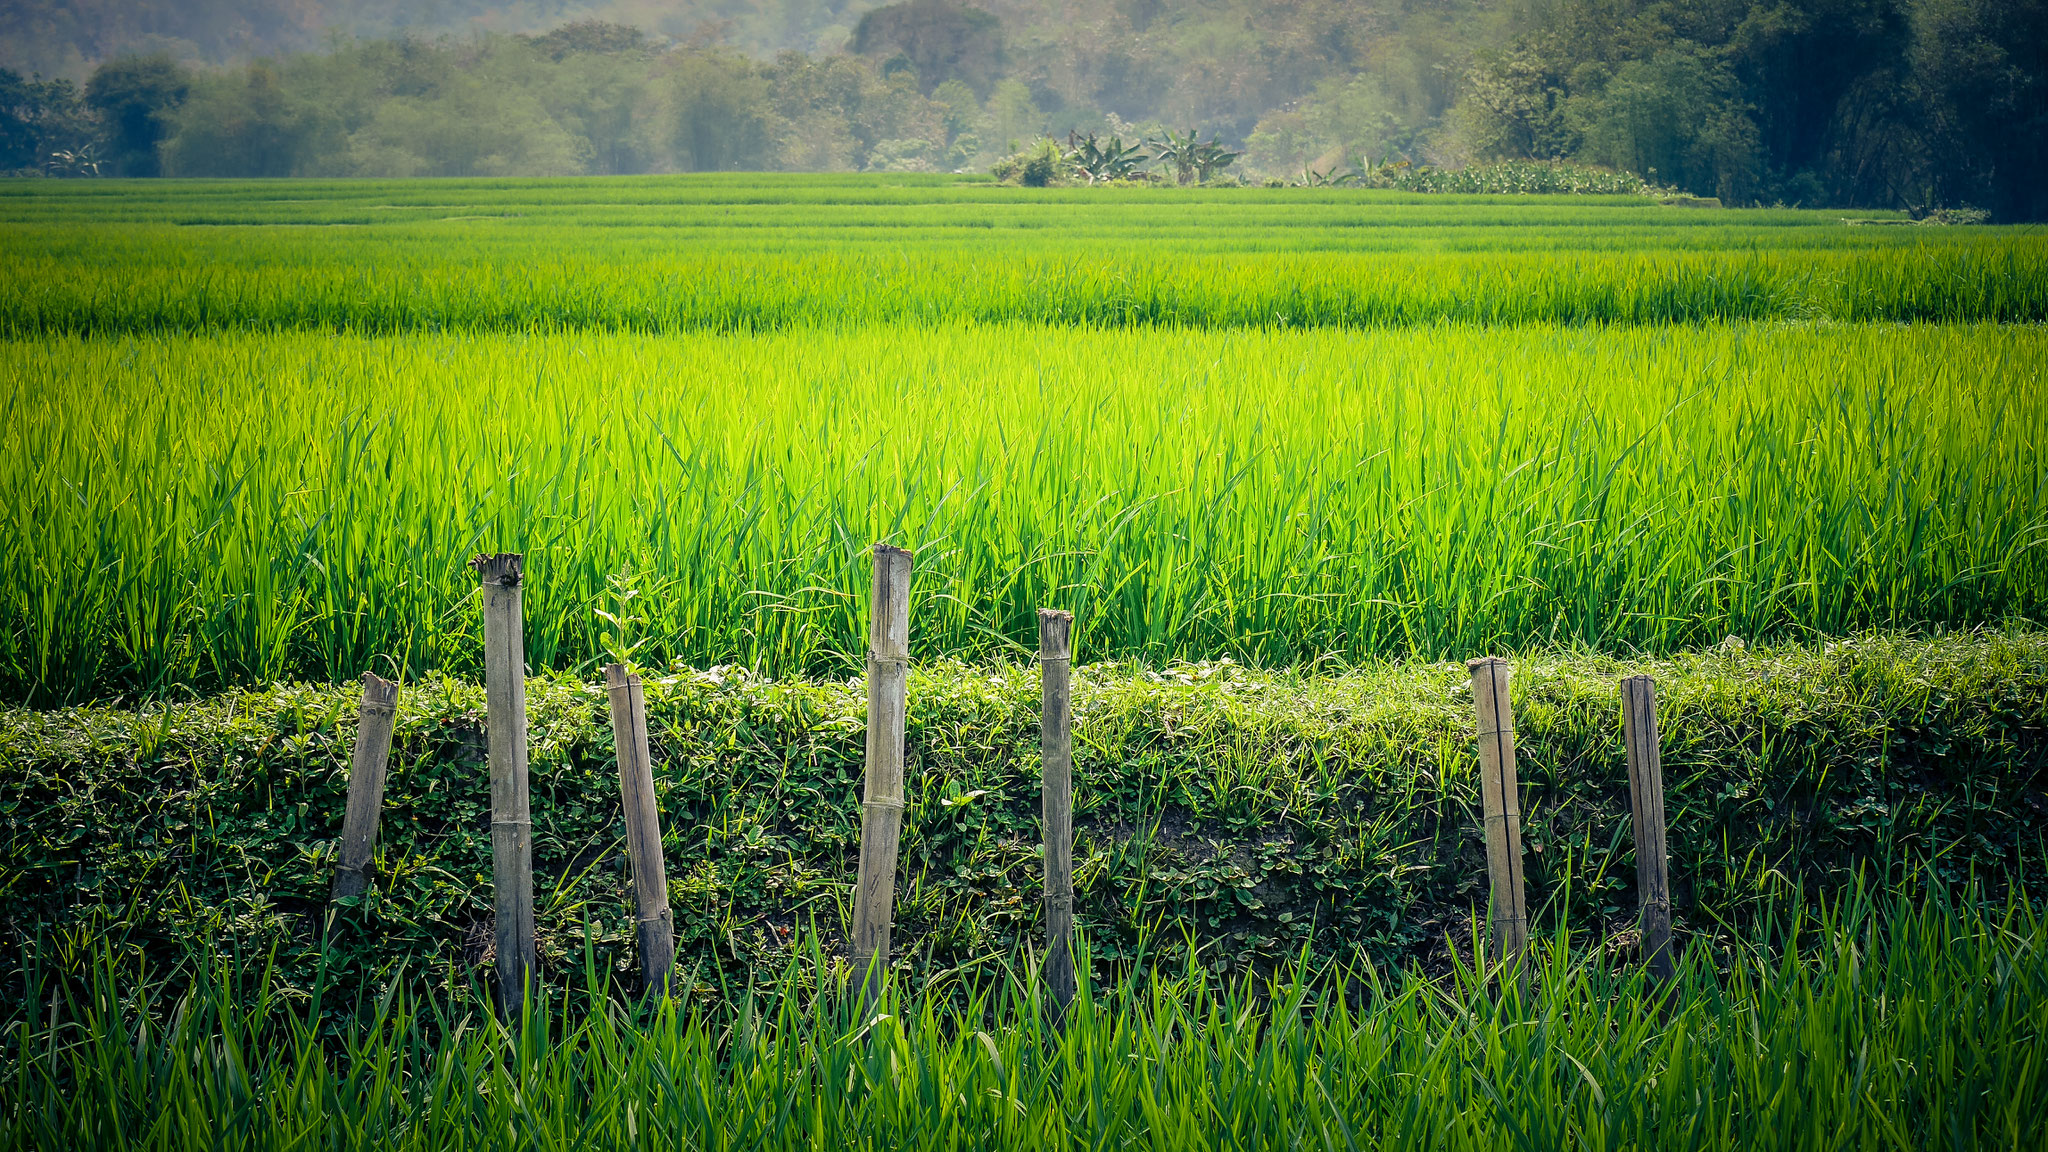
left=1, top=0, right=2040, bottom=218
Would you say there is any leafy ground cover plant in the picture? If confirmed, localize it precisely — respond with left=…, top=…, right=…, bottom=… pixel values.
left=3, top=631, right=2040, bottom=1021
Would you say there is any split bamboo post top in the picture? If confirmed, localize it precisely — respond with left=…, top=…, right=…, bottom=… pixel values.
left=471, top=553, right=535, bottom=1018
left=606, top=663, right=676, bottom=996
left=1621, top=674, right=1675, bottom=983
left=1038, top=608, right=1076, bottom=1021
left=850, top=544, right=914, bottom=1007
left=333, top=672, right=402, bottom=901
left=1468, top=657, right=1529, bottom=962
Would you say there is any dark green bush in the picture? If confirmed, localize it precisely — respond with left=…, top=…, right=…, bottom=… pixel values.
left=3, top=630, right=2041, bottom=1013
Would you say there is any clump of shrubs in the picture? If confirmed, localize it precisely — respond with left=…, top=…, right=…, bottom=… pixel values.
left=1289, top=157, right=1664, bottom=195
left=989, top=140, right=1068, bottom=186
left=989, top=129, right=1242, bottom=187
left=995, top=145, right=1676, bottom=198
left=1388, top=159, right=1662, bottom=195
left=1916, top=206, right=1990, bottom=225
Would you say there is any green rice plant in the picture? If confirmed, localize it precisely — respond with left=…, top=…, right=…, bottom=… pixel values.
left=0, top=176, right=2043, bottom=335
left=6, top=888, right=2044, bottom=1150
left=2, top=323, right=2042, bottom=700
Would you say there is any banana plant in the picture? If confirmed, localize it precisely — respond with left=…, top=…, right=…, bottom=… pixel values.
left=1148, top=128, right=1204, bottom=185
left=1066, top=132, right=1150, bottom=184
left=1192, top=136, right=1241, bottom=183
left=1150, top=129, right=1242, bottom=185
left=1299, top=163, right=1358, bottom=188
left=44, top=144, right=101, bottom=178
left=1146, top=129, right=1236, bottom=184
left=1346, top=151, right=1411, bottom=188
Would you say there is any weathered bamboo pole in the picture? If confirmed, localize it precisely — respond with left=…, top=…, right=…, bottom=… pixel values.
left=1621, top=674, right=1675, bottom=983
left=605, top=663, right=675, bottom=996
left=1038, top=608, right=1076, bottom=1023
left=472, top=553, right=534, bottom=1019
left=849, top=544, right=913, bottom=1009
left=1468, top=656, right=1529, bottom=964
left=332, top=673, right=401, bottom=901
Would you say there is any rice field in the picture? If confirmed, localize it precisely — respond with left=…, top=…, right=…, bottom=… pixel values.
left=3, top=177, right=2045, bottom=336
left=4, top=322, right=2042, bottom=701
left=3, top=179, right=2044, bottom=702
left=4, top=176, right=2045, bottom=1147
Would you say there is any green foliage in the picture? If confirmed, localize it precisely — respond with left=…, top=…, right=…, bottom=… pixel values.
left=1445, top=0, right=2047, bottom=215
left=1244, top=72, right=1426, bottom=182
left=1148, top=127, right=1239, bottom=185
left=667, top=52, right=776, bottom=173
left=161, top=64, right=305, bottom=179
left=1907, top=0, right=2048, bottom=219
left=1388, top=159, right=1661, bottom=195
left=1, top=632, right=2041, bottom=1016
left=1065, top=131, right=1148, bottom=183
left=140, top=36, right=962, bottom=178
left=1576, top=48, right=1760, bottom=201
left=763, top=52, right=950, bottom=171
left=3, top=305, right=2043, bottom=699
left=852, top=0, right=1005, bottom=97
left=5, top=2, right=2044, bottom=215
left=160, top=36, right=637, bottom=179
left=82, top=53, right=188, bottom=177
left=991, top=137, right=1066, bottom=184
left=980, top=78, right=1041, bottom=154
left=1295, top=162, right=1358, bottom=187
left=0, top=69, right=92, bottom=174
left=522, top=20, right=650, bottom=62
left=8, top=888, right=2047, bottom=1149
left=1017, top=137, right=1061, bottom=185
left=1455, top=36, right=1759, bottom=200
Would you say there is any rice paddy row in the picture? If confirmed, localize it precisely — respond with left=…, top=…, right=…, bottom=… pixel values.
left=3, top=177, right=2044, bottom=335
left=5, top=322, right=2041, bottom=701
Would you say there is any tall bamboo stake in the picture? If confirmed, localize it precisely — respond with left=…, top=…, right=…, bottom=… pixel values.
left=1038, top=608, right=1076, bottom=1022
left=1621, top=674, right=1675, bottom=983
left=606, top=663, right=675, bottom=996
left=850, top=544, right=913, bottom=1009
left=332, top=672, right=401, bottom=901
left=472, top=553, right=534, bottom=1019
left=1468, top=657, right=1529, bottom=964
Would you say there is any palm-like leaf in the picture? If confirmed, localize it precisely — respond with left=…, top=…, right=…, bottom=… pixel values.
left=1192, top=138, right=1242, bottom=183
left=1147, top=129, right=1239, bottom=185
left=1148, top=128, right=1202, bottom=185
left=1066, top=132, right=1150, bottom=184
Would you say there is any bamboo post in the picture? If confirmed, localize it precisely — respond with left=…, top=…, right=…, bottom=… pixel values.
left=1038, top=609, right=1076, bottom=1023
left=332, top=673, right=401, bottom=901
left=1621, top=675, right=1675, bottom=983
left=850, top=544, right=913, bottom=1010
left=472, top=553, right=534, bottom=1019
left=605, top=663, right=675, bottom=996
left=1468, top=657, right=1529, bottom=964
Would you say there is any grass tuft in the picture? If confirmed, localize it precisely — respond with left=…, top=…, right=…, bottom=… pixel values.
left=6, top=888, right=2044, bottom=1149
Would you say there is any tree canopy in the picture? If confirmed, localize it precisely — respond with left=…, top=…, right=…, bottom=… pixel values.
left=0, top=0, right=2040, bottom=216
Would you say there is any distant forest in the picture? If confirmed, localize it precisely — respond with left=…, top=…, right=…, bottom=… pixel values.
left=1, top=0, right=2041, bottom=217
